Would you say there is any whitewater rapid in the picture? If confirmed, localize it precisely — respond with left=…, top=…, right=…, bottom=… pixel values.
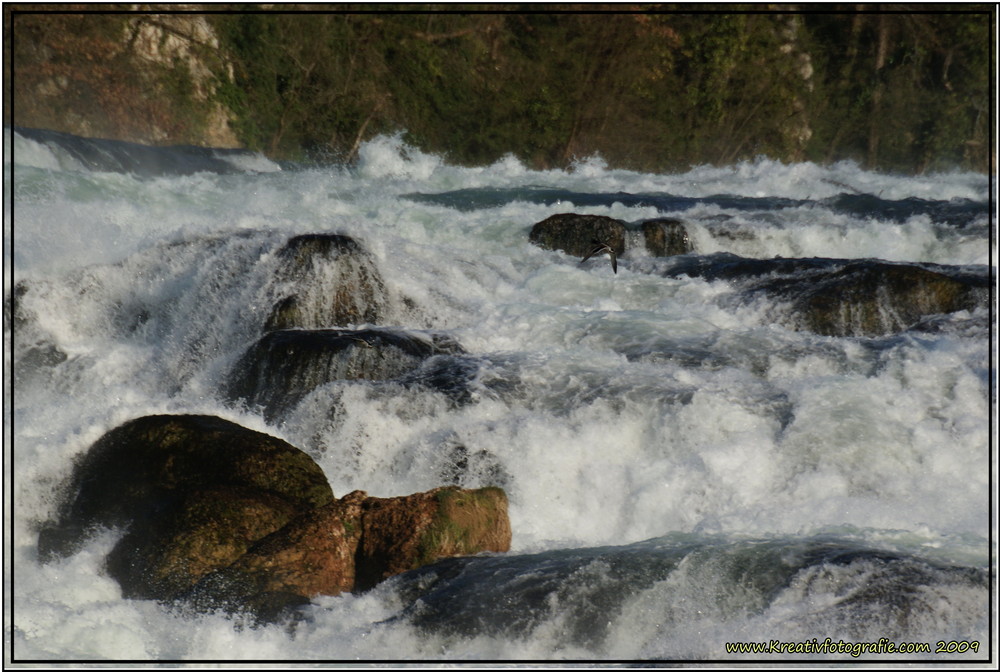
left=7, top=129, right=994, bottom=662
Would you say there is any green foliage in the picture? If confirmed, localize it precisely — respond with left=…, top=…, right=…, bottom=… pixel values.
left=10, top=10, right=991, bottom=171
left=803, top=11, right=992, bottom=172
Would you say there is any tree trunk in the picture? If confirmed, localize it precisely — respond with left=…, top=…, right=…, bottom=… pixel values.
left=866, top=14, right=890, bottom=169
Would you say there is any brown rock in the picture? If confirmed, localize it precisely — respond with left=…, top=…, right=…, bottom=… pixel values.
left=187, top=486, right=511, bottom=619
left=38, top=414, right=512, bottom=624
left=659, top=254, right=991, bottom=337
left=528, top=213, right=627, bottom=259
left=641, top=218, right=693, bottom=256
left=38, top=414, right=334, bottom=561
left=356, top=486, right=512, bottom=592
left=792, top=262, right=988, bottom=337
left=209, top=490, right=368, bottom=601
left=265, top=234, right=388, bottom=330
left=106, top=485, right=300, bottom=600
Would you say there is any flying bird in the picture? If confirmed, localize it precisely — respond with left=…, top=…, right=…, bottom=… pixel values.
left=580, top=240, right=618, bottom=274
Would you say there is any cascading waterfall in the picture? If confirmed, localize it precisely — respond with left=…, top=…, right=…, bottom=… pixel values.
left=7, top=128, right=993, bottom=662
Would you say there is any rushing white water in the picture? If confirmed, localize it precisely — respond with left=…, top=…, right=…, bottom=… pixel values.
left=7, top=129, right=994, bottom=662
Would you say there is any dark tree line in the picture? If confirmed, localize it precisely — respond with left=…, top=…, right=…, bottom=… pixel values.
left=7, top=6, right=994, bottom=173
left=213, top=7, right=992, bottom=173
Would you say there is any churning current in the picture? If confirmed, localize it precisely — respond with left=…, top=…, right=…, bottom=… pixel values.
left=7, top=128, right=994, bottom=662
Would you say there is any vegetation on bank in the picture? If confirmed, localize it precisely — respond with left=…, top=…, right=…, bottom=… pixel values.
left=6, top=6, right=994, bottom=174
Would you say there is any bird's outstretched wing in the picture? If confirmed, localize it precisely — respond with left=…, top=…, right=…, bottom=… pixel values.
left=580, top=244, right=607, bottom=263
left=580, top=242, right=618, bottom=274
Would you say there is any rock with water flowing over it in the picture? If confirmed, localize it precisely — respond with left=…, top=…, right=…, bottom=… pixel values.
left=661, top=253, right=991, bottom=337
left=641, top=218, right=694, bottom=257
left=224, top=327, right=469, bottom=422
left=187, top=486, right=511, bottom=620
left=38, top=414, right=512, bottom=621
left=9, top=280, right=69, bottom=384
left=36, top=414, right=335, bottom=567
left=265, top=233, right=389, bottom=330
left=529, top=213, right=627, bottom=259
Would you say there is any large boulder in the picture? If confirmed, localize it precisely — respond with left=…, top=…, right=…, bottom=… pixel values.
left=38, top=415, right=512, bottom=623
left=529, top=213, right=627, bottom=260
left=37, top=414, right=334, bottom=563
left=356, top=485, right=512, bottom=592
left=783, top=262, right=989, bottom=337
left=186, top=490, right=368, bottom=618
left=661, top=253, right=990, bottom=337
left=265, top=233, right=389, bottom=330
left=106, top=485, right=301, bottom=601
left=186, top=486, right=511, bottom=620
left=224, top=327, right=468, bottom=422
left=641, top=218, right=693, bottom=257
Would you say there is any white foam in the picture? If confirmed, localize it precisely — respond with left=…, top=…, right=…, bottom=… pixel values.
left=215, top=150, right=282, bottom=173
left=9, top=133, right=990, bottom=661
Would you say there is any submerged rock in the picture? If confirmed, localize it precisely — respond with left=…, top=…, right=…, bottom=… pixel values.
left=661, top=253, right=990, bottom=337
left=37, top=414, right=334, bottom=563
left=641, top=218, right=693, bottom=257
left=8, top=280, right=69, bottom=384
left=265, top=233, right=389, bottom=330
left=529, top=213, right=627, bottom=260
left=225, top=327, right=468, bottom=422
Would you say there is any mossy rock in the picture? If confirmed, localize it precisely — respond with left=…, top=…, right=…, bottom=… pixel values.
left=762, top=261, right=990, bottom=337
left=186, top=490, right=368, bottom=616
left=660, top=254, right=991, bottom=337
left=416, top=486, right=511, bottom=567
left=641, top=218, right=693, bottom=256
left=265, top=233, right=388, bottom=330
left=38, top=414, right=334, bottom=561
left=184, top=486, right=511, bottom=622
left=355, top=486, right=511, bottom=592
left=106, top=485, right=301, bottom=601
left=529, top=213, right=627, bottom=259
left=224, top=327, right=467, bottom=422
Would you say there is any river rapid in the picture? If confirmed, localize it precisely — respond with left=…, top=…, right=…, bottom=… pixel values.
left=6, top=128, right=994, bottom=662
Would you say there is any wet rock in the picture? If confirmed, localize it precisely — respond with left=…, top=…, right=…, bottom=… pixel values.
left=356, top=486, right=512, bottom=592
left=37, top=414, right=334, bottom=561
left=661, top=252, right=830, bottom=281
left=187, top=486, right=511, bottom=621
left=187, top=490, right=367, bottom=615
left=438, top=441, right=512, bottom=490
left=8, top=280, right=69, bottom=384
left=265, top=233, right=388, bottom=330
left=224, top=327, right=468, bottom=422
left=529, top=213, right=627, bottom=259
left=781, top=262, right=989, bottom=337
left=661, top=253, right=991, bottom=337
left=641, top=218, right=693, bottom=256
left=106, top=485, right=301, bottom=600
left=38, top=415, right=513, bottom=623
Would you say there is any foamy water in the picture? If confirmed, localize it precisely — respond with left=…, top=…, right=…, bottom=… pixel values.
left=7, top=129, right=994, bottom=662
